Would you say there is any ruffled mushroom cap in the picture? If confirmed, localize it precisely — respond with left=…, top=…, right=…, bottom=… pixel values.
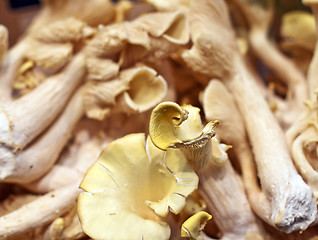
left=83, top=66, right=167, bottom=120
left=149, top=102, right=219, bottom=170
left=77, top=133, right=198, bottom=240
left=181, top=211, right=212, bottom=240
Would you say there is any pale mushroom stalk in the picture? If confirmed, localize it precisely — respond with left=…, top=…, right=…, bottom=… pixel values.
left=202, top=80, right=271, bottom=224
left=22, top=135, right=106, bottom=193
left=0, top=53, right=85, bottom=146
left=0, top=183, right=81, bottom=239
left=229, top=60, right=317, bottom=232
left=285, top=1, right=318, bottom=203
left=198, top=161, right=265, bottom=240
left=0, top=54, right=86, bottom=182
left=248, top=28, right=307, bottom=127
left=181, top=0, right=316, bottom=232
left=233, top=0, right=308, bottom=115
left=292, top=128, right=318, bottom=199
left=3, top=86, right=86, bottom=183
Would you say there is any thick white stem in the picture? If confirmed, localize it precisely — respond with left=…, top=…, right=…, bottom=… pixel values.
left=198, top=161, right=265, bottom=239
left=0, top=183, right=81, bottom=239
left=1, top=87, right=85, bottom=183
left=249, top=28, right=308, bottom=128
left=292, top=128, right=318, bottom=199
left=22, top=136, right=105, bottom=193
left=227, top=61, right=317, bottom=232
left=8, top=54, right=85, bottom=148
left=234, top=141, right=272, bottom=224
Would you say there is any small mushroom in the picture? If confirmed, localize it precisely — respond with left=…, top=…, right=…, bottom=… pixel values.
left=149, top=101, right=219, bottom=170
left=84, top=65, right=167, bottom=120
left=181, top=211, right=212, bottom=240
left=77, top=133, right=198, bottom=239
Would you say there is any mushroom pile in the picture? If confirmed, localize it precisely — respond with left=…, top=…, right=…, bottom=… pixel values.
left=0, top=0, right=318, bottom=239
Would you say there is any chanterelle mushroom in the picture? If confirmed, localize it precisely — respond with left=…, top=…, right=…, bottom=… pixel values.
left=149, top=102, right=219, bottom=170
left=77, top=133, right=198, bottom=240
left=149, top=101, right=265, bottom=239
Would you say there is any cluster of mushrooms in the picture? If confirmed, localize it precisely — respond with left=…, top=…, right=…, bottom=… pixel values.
left=0, top=0, right=318, bottom=239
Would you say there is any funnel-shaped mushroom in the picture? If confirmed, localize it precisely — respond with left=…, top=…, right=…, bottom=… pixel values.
left=149, top=102, right=219, bottom=170
left=77, top=133, right=198, bottom=240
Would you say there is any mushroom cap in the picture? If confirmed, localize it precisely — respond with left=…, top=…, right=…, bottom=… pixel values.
left=149, top=102, right=219, bottom=169
left=149, top=102, right=208, bottom=150
left=77, top=133, right=198, bottom=240
left=181, top=211, right=212, bottom=239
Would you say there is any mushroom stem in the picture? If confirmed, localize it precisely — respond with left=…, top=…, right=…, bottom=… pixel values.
left=292, top=128, right=318, bottom=199
left=1, top=84, right=85, bottom=183
left=234, top=141, right=271, bottom=222
left=198, top=161, right=265, bottom=240
left=234, top=0, right=308, bottom=107
left=249, top=28, right=307, bottom=127
left=0, top=53, right=85, bottom=149
left=307, top=5, right=318, bottom=100
left=0, top=183, right=81, bottom=239
left=22, top=135, right=106, bottom=193
left=202, top=79, right=272, bottom=225
left=229, top=61, right=317, bottom=232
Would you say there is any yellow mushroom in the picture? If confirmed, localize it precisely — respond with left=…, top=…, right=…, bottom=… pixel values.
left=181, top=211, right=212, bottom=240
left=149, top=101, right=220, bottom=170
left=77, top=133, right=198, bottom=240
